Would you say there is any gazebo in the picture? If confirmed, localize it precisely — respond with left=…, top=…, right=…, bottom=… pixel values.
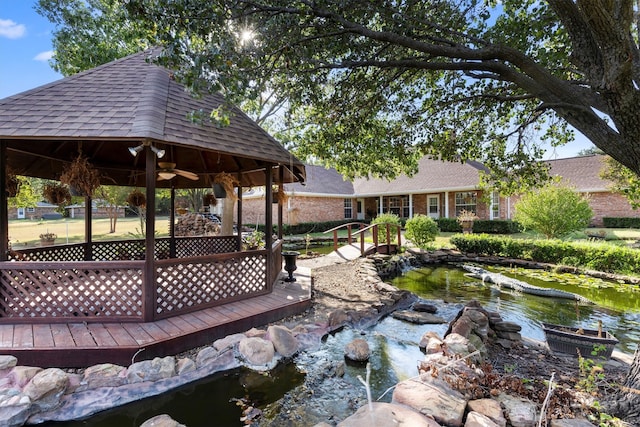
left=0, top=50, right=308, bottom=367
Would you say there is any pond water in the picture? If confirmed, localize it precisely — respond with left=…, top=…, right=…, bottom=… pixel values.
left=43, top=264, right=639, bottom=426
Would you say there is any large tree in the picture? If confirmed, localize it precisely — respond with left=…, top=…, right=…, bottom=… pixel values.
left=119, top=0, right=640, bottom=191
left=39, top=1, right=640, bottom=420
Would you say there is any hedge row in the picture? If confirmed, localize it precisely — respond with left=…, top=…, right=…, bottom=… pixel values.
left=603, top=217, right=640, bottom=229
left=437, top=218, right=521, bottom=234
left=251, top=219, right=367, bottom=235
left=450, top=234, right=640, bottom=275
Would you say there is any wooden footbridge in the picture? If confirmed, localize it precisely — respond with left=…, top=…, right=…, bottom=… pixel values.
left=324, top=222, right=402, bottom=258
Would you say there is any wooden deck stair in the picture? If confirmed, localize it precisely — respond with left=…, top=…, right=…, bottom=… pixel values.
left=0, top=268, right=312, bottom=368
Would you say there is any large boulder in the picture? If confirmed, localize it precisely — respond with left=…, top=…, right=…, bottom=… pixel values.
left=140, top=414, right=186, bottom=427
left=267, top=325, right=299, bottom=357
left=467, top=398, right=506, bottom=427
left=213, top=333, right=246, bottom=351
left=126, top=357, right=176, bottom=384
left=238, top=337, right=276, bottom=368
left=392, top=310, right=446, bottom=324
left=392, top=375, right=467, bottom=427
left=0, top=355, right=17, bottom=370
left=80, top=363, right=126, bottom=390
left=0, top=390, right=31, bottom=427
left=344, top=339, right=370, bottom=362
left=337, top=402, right=440, bottom=427
left=496, top=393, right=537, bottom=427
left=22, top=368, right=68, bottom=412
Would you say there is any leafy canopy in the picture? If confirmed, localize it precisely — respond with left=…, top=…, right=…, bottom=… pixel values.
left=40, top=1, right=640, bottom=193
left=513, top=184, right=593, bottom=239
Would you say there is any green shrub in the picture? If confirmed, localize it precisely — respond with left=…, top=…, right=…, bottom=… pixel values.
left=451, top=234, right=640, bottom=274
left=602, top=217, right=640, bottom=228
left=437, top=218, right=462, bottom=232
left=371, top=213, right=402, bottom=244
left=514, top=185, right=593, bottom=239
left=405, top=215, right=439, bottom=248
left=472, top=219, right=522, bottom=234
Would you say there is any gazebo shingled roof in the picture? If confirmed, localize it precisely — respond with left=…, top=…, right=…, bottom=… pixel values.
left=0, top=49, right=305, bottom=188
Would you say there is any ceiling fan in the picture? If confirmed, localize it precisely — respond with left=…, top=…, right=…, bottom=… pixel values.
left=157, top=162, right=199, bottom=181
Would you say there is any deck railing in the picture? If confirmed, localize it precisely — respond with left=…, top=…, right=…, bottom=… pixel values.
left=0, top=237, right=282, bottom=324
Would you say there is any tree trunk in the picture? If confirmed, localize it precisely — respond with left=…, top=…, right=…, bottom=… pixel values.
left=606, top=345, right=640, bottom=424
left=221, top=197, right=235, bottom=236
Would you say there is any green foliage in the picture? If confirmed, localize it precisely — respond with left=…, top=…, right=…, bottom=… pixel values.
left=404, top=215, right=439, bottom=248
left=602, top=217, right=640, bottom=228
left=600, top=156, right=640, bottom=210
left=514, top=185, right=593, bottom=239
left=450, top=234, right=640, bottom=275
left=36, top=0, right=151, bottom=77
left=251, top=220, right=366, bottom=236
left=472, top=220, right=522, bottom=234
left=39, top=1, right=640, bottom=186
left=437, top=218, right=462, bottom=233
left=438, top=218, right=523, bottom=234
left=371, top=213, right=401, bottom=245
left=8, top=177, right=40, bottom=209
left=577, top=345, right=607, bottom=393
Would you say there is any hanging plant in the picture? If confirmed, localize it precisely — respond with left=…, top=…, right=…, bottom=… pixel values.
left=203, top=192, right=217, bottom=206
left=5, top=168, right=19, bottom=197
left=59, top=154, right=101, bottom=197
left=213, top=172, right=239, bottom=201
left=43, top=183, right=72, bottom=206
left=126, top=189, right=146, bottom=208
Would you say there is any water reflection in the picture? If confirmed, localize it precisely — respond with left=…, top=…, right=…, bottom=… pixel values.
left=392, top=266, right=640, bottom=354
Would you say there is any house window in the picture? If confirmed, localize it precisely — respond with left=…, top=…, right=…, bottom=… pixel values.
left=455, top=192, right=477, bottom=217
left=491, top=191, right=500, bottom=220
left=344, top=198, right=353, bottom=219
left=26, top=207, right=35, bottom=213
left=388, top=197, right=401, bottom=216
left=401, top=195, right=410, bottom=218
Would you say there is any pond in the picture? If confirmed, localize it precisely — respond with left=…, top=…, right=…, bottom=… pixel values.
left=42, top=263, right=639, bottom=426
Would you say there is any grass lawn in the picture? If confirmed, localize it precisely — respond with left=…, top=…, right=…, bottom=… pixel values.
left=9, top=217, right=171, bottom=249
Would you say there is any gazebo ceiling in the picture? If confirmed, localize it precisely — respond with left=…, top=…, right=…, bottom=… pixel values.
left=0, top=49, right=305, bottom=189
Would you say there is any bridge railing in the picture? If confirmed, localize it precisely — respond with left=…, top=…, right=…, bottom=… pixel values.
left=324, top=221, right=402, bottom=256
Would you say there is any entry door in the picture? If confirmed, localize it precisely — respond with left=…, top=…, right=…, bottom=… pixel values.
left=428, top=196, right=439, bottom=219
left=357, top=199, right=365, bottom=220
left=17, top=208, right=25, bottom=219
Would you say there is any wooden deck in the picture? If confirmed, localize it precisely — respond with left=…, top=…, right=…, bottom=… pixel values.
left=0, top=268, right=312, bottom=368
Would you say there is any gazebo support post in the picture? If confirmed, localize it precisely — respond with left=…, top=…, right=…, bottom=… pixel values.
left=143, top=145, right=157, bottom=322
left=0, top=141, right=8, bottom=261
left=169, top=186, right=176, bottom=258
left=236, top=174, right=243, bottom=251
left=265, top=164, right=273, bottom=282
left=277, top=165, right=284, bottom=240
left=84, top=194, right=93, bottom=261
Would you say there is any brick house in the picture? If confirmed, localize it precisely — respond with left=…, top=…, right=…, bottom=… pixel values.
left=241, top=154, right=639, bottom=227
left=7, top=202, right=59, bottom=220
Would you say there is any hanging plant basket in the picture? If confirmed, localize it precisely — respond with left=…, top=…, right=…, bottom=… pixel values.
left=5, top=169, right=19, bottom=197
left=127, top=189, right=146, bottom=208
left=212, top=183, right=226, bottom=199
left=213, top=173, right=238, bottom=201
left=203, top=192, right=217, bottom=206
left=43, top=183, right=72, bottom=206
left=59, top=154, right=101, bottom=197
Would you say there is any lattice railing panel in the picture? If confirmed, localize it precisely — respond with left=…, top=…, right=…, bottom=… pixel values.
left=155, top=253, right=267, bottom=318
left=174, top=236, right=238, bottom=258
left=10, top=244, right=85, bottom=262
left=92, top=240, right=147, bottom=261
left=0, top=263, right=144, bottom=322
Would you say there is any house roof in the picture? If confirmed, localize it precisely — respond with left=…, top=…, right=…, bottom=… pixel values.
left=547, top=155, right=610, bottom=191
left=281, top=155, right=613, bottom=198
left=285, top=164, right=354, bottom=195
left=352, top=157, right=487, bottom=196
left=0, top=49, right=304, bottom=188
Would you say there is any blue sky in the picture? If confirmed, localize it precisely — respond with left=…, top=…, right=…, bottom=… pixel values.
left=0, top=1, right=593, bottom=158
left=0, top=1, right=62, bottom=99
